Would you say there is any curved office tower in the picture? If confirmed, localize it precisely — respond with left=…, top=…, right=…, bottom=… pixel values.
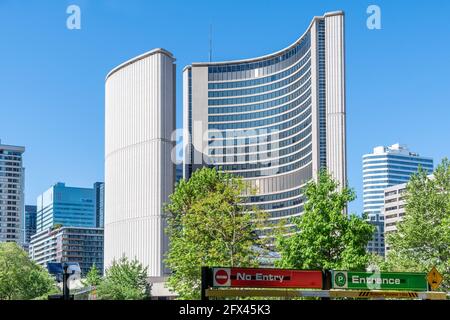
left=105, top=49, right=175, bottom=276
left=183, top=12, right=346, bottom=227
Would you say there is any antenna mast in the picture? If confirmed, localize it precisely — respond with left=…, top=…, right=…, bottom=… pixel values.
left=209, top=24, right=213, bottom=62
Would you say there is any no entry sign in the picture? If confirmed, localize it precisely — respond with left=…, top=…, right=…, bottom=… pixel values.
left=212, top=267, right=323, bottom=289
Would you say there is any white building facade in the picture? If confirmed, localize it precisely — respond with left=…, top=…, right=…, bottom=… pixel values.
left=383, top=182, right=407, bottom=253
left=0, top=140, right=25, bottom=244
left=183, top=12, right=347, bottom=229
left=363, top=144, right=433, bottom=256
left=104, top=49, right=176, bottom=276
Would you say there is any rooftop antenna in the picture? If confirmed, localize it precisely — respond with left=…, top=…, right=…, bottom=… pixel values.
left=209, top=23, right=213, bottom=62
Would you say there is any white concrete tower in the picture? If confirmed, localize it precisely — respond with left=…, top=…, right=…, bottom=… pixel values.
left=104, top=49, right=176, bottom=276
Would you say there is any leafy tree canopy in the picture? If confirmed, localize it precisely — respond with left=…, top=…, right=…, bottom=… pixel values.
left=83, top=263, right=102, bottom=287
left=383, top=158, right=450, bottom=290
left=165, top=167, right=270, bottom=299
left=97, top=256, right=150, bottom=300
left=275, top=170, right=374, bottom=271
left=0, top=242, right=58, bottom=300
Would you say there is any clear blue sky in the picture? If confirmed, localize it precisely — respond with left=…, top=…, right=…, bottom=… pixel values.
left=1, top=0, right=449, bottom=215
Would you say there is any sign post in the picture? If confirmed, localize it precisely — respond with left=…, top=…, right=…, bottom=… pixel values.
left=47, top=262, right=80, bottom=300
left=332, top=271, right=428, bottom=291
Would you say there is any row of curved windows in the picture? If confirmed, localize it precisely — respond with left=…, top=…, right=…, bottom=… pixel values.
left=363, top=190, right=385, bottom=195
left=209, top=93, right=311, bottom=130
left=364, top=186, right=389, bottom=190
left=209, top=61, right=311, bottom=98
left=363, top=159, right=434, bottom=167
left=209, top=127, right=312, bottom=155
left=246, top=188, right=302, bottom=203
left=385, top=155, right=433, bottom=163
left=210, top=137, right=312, bottom=166
left=209, top=102, right=312, bottom=138
left=363, top=164, right=434, bottom=171
left=364, top=157, right=433, bottom=166
left=363, top=175, right=409, bottom=183
left=209, top=116, right=311, bottom=148
left=215, top=144, right=312, bottom=170
left=208, top=33, right=310, bottom=75
left=364, top=200, right=384, bottom=204
left=363, top=197, right=384, bottom=203
left=209, top=72, right=311, bottom=106
left=363, top=169, right=424, bottom=176
left=363, top=196, right=385, bottom=201
left=266, top=206, right=304, bottom=219
left=363, top=173, right=415, bottom=182
left=209, top=87, right=310, bottom=121
left=363, top=181, right=407, bottom=190
left=364, top=201, right=385, bottom=206
left=209, top=82, right=312, bottom=114
left=208, top=51, right=311, bottom=90
left=224, top=153, right=312, bottom=178
left=208, top=121, right=311, bottom=150
left=254, top=197, right=304, bottom=211
left=209, top=134, right=312, bottom=161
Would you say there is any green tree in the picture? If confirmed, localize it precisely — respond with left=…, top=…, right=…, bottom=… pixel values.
left=97, top=256, right=150, bottom=300
left=383, top=159, right=450, bottom=290
left=165, top=167, right=270, bottom=299
left=275, top=170, right=374, bottom=271
left=83, top=264, right=102, bottom=287
left=0, top=242, right=58, bottom=300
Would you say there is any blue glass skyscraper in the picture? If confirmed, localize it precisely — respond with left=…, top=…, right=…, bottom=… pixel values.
left=31, top=182, right=105, bottom=276
left=36, top=182, right=96, bottom=232
left=362, top=144, right=433, bottom=256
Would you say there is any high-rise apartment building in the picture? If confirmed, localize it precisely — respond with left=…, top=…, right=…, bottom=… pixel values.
left=104, top=49, right=176, bottom=276
left=36, top=182, right=96, bottom=232
left=29, top=226, right=104, bottom=275
left=362, top=144, right=433, bottom=256
left=0, top=140, right=25, bottom=244
left=183, top=12, right=347, bottom=228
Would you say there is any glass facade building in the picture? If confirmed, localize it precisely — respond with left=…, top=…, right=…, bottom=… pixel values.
left=0, top=140, right=25, bottom=244
left=24, top=205, right=37, bottom=248
left=176, top=163, right=183, bottom=183
left=363, top=144, right=433, bottom=256
left=36, top=182, right=96, bottom=232
left=183, top=12, right=347, bottom=229
left=94, top=182, right=104, bottom=228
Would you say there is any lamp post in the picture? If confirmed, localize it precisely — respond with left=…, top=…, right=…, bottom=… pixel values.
left=63, top=264, right=71, bottom=300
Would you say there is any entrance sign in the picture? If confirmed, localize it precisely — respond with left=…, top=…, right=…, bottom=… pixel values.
left=212, top=267, right=322, bottom=289
left=332, top=271, right=428, bottom=291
